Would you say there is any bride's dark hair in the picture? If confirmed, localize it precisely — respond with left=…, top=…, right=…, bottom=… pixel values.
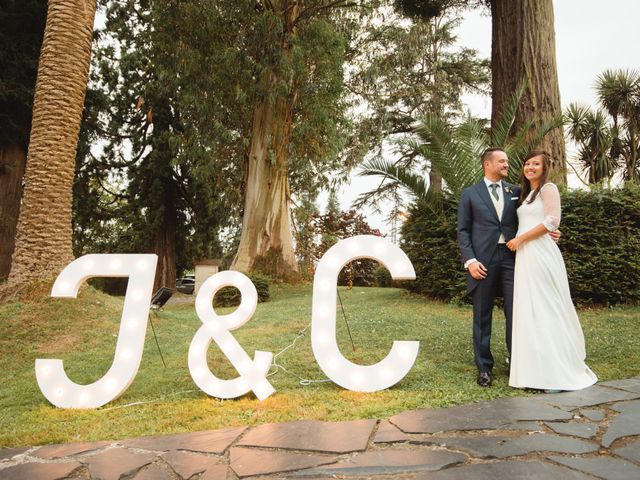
left=519, top=150, right=551, bottom=205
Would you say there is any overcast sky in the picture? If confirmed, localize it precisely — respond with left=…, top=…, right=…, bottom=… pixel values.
left=337, top=0, right=640, bottom=235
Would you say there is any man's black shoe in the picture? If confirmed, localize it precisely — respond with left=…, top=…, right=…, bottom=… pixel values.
left=477, top=371, right=492, bottom=387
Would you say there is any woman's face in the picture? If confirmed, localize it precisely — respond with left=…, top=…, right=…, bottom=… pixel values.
left=523, top=155, right=545, bottom=183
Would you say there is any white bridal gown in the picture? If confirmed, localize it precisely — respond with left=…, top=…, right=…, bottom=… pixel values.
left=509, top=183, right=597, bottom=390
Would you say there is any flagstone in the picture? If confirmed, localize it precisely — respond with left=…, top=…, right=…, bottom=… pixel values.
left=545, top=422, right=598, bottom=439
left=33, top=441, right=110, bottom=459
left=600, top=377, right=640, bottom=394
left=411, top=460, right=596, bottom=479
left=162, top=450, right=223, bottom=479
left=85, top=448, right=155, bottom=480
left=422, top=433, right=598, bottom=458
left=613, top=438, right=640, bottom=463
left=122, top=426, right=245, bottom=454
left=229, top=447, right=335, bottom=477
left=390, top=396, right=571, bottom=434
left=602, top=400, right=640, bottom=447
left=0, top=447, right=29, bottom=462
left=237, top=419, right=376, bottom=453
left=297, top=448, right=465, bottom=476
left=549, top=455, right=640, bottom=480
left=0, top=461, right=82, bottom=480
left=579, top=409, right=605, bottom=422
left=536, top=385, right=638, bottom=409
left=374, top=420, right=410, bottom=443
left=132, top=463, right=173, bottom=480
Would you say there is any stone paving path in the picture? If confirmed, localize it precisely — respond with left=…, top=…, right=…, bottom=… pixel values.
left=2, top=377, right=640, bottom=479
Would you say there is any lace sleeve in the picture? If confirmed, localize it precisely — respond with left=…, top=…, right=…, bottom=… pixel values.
left=540, top=183, right=561, bottom=231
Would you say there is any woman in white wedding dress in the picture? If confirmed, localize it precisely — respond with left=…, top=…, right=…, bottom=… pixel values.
left=506, top=150, right=597, bottom=391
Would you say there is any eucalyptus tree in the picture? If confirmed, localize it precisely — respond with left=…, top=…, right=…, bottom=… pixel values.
left=0, top=0, right=47, bottom=280
left=6, top=0, right=97, bottom=291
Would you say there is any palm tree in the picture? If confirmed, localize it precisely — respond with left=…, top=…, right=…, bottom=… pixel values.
left=358, top=83, right=562, bottom=214
left=5, top=0, right=97, bottom=290
left=564, top=103, right=617, bottom=185
left=596, top=69, right=640, bottom=183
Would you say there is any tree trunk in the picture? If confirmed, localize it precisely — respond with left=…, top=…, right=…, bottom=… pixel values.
left=151, top=202, right=177, bottom=292
left=6, top=0, right=97, bottom=289
left=231, top=2, right=300, bottom=279
left=0, top=144, right=27, bottom=280
left=231, top=85, right=299, bottom=277
left=491, top=0, right=567, bottom=184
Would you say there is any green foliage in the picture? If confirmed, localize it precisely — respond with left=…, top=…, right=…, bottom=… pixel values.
left=0, top=0, right=47, bottom=147
left=373, top=265, right=393, bottom=287
left=400, top=199, right=467, bottom=301
left=214, top=272, right=271, bottom=307
left=559, top=186, right=640, bottom=305
left=401, top=186, right=640, bottom=306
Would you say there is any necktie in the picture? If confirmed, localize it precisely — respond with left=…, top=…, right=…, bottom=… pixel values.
left=490, top=183, right=500, bottom=201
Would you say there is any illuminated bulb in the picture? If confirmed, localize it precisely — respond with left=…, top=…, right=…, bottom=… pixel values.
left=80, top=393, right=90, bottom=403
left=327, top=357, right=339, bottom=371
left=381, top=367, right=394, bottom=380
left=196, top=297, right=210, bottom=313
left=398, top=345, right=413, bottom=359
left=351, top=372, right=365, bottom=385
left=374, top=243, right=387, bottom=254
left=109, top=259, right=122, bottom=270
left=394, top=261, right=407, bottom=273
left=315, top=332, right=330, bottom=345
left=127, top=318, right=138, bottom=331
left=348, top=241, right=359, bottom=253
left=82, top=259, right=95, bottom=271
left=193, top=367, right=206, bottom=380
left=220, top=339, right=237, bottom=353
left=131, top=289, right=144, bottom=301
left=40, top=365, right=52, bottom=376
left=317, top=279, right=332, bottom=291
left=57, top=281, right=71, bottom=293
left=105, top=378, right=118, bottom=393
left=206, top=322, right=221, bottom=335
left=316, top=305, right=332, bottom=317
left=121, top=348, right=133, bottom=360
left=55, top=387, right=65, bottom=398
left=136, top=260, right=149, bottom=271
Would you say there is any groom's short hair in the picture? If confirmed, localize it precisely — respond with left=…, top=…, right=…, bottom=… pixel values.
left=481, top=147, right=506, bottom=167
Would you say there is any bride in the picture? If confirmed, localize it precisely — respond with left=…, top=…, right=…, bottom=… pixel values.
left=506, top=150, right=597, bottom=391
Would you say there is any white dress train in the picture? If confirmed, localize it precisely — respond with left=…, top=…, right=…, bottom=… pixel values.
left=508, top=183, right=597, bottom=390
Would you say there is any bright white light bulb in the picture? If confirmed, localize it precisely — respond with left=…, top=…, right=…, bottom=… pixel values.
left=109, top=259, right=122, bottom=270
left=57, top=281, right=71, bottom=293
left=105, top=378, right=118, bottom=393
left=82, top=259, right=95, bottom=271
left=398, top=345, right=413, bottom=359
left=55, top=387, right=64, bottom=398
left=136, top=260, right=149, bottom=271
left=127, top=318, right=138, bottom=331
left=121, top=348, right=132, bottom=360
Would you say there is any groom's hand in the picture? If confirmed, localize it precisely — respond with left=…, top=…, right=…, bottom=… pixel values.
left=468, top=261, right=487, bottom=280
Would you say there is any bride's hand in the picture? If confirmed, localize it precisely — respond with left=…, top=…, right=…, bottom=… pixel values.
left=506, top=237, right=522, bottom=251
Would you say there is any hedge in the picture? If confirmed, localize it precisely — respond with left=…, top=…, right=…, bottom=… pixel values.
left=400, top=186, right=640, bottom=306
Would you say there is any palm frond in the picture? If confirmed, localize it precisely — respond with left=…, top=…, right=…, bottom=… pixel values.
left=490, top=81, right=527, bottom=146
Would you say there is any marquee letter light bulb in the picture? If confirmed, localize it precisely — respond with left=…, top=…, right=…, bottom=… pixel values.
left=36, top=254, right=157, bottom=408
left=312, top=235, right=419, bottom=392
left=188, top=271, right=275, bottom=400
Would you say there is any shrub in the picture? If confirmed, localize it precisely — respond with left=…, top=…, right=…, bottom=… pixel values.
left=213, top=272, right=271, bottom=307
left=373, top=265, right=393, bottom=287
left=400, top=186, right=640, bottom=306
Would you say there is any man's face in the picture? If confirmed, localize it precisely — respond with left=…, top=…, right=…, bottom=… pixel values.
left=484, top=151, right=509, bottom=180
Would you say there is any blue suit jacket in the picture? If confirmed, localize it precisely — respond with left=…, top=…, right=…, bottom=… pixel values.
left=457, top=181, right=521, bottom=294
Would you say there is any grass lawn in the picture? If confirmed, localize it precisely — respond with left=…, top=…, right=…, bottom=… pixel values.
left=0, top=284, right=638, bottom=447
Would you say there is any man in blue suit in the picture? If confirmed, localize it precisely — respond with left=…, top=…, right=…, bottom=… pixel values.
left=457, top=148, right=520, bottom=387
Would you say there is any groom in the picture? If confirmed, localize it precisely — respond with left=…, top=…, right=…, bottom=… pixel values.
left=457, top=148, right=519, bottom=387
